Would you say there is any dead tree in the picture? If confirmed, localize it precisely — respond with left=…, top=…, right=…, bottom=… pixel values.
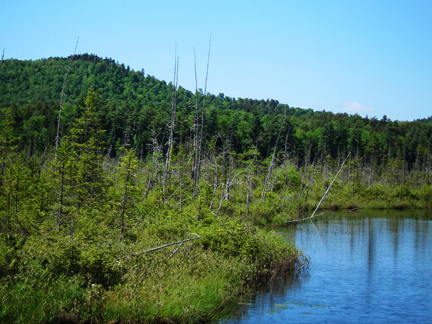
left=215, top=180, right=230, bottom=217
left=163, top=46, right=179, bottom=191
left=192, top=49, right=200, bottom=197
left=55, top=37, right=79, bottom=151
left=209, top=160, right=219, bottom=210
left=116, top=233, right=201, bottom=261
left=192, top=38, right=211, bottom=198
left=309, top=153, right=350, bottom=218
left=0, top=48, right=4, bottom=71
left=196, top=37, right=211, bottom=194
left=246, top=165, right=252, bottom=213
left=260, top=110, right=287, bottom=202
left=144, top=130, right=162, bottom=199
left=287, top=154, right=350, bottom=224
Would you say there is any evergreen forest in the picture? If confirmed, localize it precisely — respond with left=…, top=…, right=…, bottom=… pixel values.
left=0, top=54, right=431, bottom=323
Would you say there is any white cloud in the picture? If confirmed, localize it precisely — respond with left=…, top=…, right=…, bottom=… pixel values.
left=343, top=102, right=375, bottom=113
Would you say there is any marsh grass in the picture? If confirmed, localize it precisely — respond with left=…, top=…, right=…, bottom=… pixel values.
left=1, top=208, right=300, bottom=324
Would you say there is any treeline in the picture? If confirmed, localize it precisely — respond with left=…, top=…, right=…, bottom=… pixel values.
left=1, top=93, right=432, bottom=173
left=1, top=55, right=431, bottom=174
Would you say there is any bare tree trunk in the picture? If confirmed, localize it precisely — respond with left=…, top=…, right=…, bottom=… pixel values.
left=215, top=179, right=231, bottom=217
left=55, top=37, right=79, bottom=151
left=144, top=132, right=161, bottom=199
left=196, top=37, right=211, bottom=194
left=246, top=165, right=252, bottom=213
left=192, top=49, right=199, bottom=197
left=209, top=158, right=218, bottom=210
left=0, top=48, right=4, bottom=71
left=163, top=47, right=179, bottom=192
left=260, top=111, right=286, bottom=202
left=310, top=153, right=350, bottom=219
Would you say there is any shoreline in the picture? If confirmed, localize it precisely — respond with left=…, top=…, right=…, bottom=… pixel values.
left=0, top=211, right=303, bottom=324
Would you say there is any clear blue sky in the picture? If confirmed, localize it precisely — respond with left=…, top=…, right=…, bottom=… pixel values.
left=1, top=0, right=431, bottom=121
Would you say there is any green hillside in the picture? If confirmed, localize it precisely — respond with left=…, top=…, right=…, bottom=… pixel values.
left=1, top=54, right=431, bottom=169
left=1, top=54, right=431, bottom=323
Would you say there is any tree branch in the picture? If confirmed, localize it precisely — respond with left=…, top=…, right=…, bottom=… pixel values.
left=286, top=153, right=350, bottom=224
left=116, top=234, right=201, bottom=261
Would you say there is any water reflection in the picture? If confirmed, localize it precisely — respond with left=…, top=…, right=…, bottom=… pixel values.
left=219, top=209, right=432, bottom=324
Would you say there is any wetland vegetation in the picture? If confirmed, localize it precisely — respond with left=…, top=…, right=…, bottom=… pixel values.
left=0, top=54, right=431, bottom=323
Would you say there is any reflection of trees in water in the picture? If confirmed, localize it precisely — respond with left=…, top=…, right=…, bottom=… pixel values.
left=228, top=209, right=432, bottom=323
left=231, top=270, right=306, bottom=321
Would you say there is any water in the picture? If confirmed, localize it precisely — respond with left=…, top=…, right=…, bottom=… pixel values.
left=221, top=209, right=432, bottom=324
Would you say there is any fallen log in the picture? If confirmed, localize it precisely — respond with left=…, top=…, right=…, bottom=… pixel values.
left=116, top=234, right=201, bottom=261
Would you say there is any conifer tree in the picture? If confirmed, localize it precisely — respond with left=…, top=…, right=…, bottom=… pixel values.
left=51, top=87, right=109, bottom=239
left=117, top=148, right=139, bottom=234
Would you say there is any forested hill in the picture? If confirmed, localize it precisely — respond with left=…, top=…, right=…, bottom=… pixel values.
left=0, top=54, right=300, bottom=116
left=0, top=54, right=432, bottom=172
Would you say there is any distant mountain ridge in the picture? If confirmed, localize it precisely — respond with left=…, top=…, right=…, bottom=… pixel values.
left=0, top=53, right=317, bottom=118
left=2, top=53, right=430, bottom=123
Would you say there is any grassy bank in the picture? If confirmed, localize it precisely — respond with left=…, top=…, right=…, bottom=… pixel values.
left=0, top=201, right=303, bottom=324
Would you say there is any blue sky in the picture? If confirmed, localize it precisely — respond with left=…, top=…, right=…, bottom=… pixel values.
left=1, top=0, right=431, bottom=121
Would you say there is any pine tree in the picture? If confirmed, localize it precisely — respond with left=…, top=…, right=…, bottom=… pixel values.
left=116, top=148, right=139, bottom=235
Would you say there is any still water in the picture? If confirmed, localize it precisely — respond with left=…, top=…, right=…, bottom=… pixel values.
left=221, top=209, right=432, bottom=324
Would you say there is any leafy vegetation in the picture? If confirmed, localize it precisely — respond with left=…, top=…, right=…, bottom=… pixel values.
left=0, top=54, right=431, bottom=323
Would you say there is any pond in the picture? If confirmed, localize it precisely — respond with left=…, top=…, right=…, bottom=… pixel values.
left=220, top=209, right=432, bottom=324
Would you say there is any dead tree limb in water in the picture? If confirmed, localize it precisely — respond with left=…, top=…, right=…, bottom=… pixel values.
left=116, top=234, right=201, bottom=261
left=309, top=153, right=350, bottom=218
left=286, top=213, right=324, bottom=224
left=261, top=110, right=286, bottom=202
left=288, top=153, right=350, bottom=225
left=55, top=37, right=79, bottom=151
